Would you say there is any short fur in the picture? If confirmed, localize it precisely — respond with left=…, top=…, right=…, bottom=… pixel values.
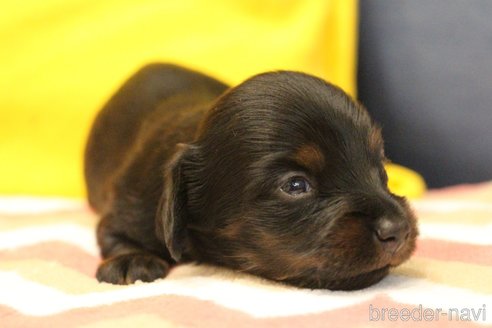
left=85, top=64, right=418, bottom=290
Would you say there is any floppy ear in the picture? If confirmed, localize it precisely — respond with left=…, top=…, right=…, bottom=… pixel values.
left=156, top=143, right=192, bottom=262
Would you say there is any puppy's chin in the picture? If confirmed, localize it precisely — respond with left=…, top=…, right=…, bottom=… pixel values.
left=314, top=235, right=415, bottom=291
left=283, top=266, right=391, bottom=291
left=269, top=234, right=415, bottom=291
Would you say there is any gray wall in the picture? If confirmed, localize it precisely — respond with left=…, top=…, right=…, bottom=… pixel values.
left=358, top=1, right=492, bottom=187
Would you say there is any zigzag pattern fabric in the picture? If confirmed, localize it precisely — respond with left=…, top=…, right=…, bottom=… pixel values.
left=1, top=183, right=491, bottom=327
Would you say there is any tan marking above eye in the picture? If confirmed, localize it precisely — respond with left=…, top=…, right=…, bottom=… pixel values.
left=293, top=143, right=325, bottom=173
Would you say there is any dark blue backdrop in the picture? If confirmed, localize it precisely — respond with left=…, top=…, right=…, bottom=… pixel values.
left=358, top=1, right=492, bottom=187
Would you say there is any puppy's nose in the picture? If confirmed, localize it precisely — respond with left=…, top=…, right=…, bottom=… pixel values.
left=374, top=217, right=410, bottom=253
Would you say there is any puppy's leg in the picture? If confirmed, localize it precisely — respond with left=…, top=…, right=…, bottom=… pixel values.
left=95, top=214, right=170, bottom=284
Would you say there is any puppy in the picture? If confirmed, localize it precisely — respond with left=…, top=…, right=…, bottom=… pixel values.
left=84, top=64, right=417, bottom=290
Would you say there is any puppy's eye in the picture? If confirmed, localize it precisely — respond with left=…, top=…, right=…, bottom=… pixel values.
left=281, top=176, right=311, bottom=196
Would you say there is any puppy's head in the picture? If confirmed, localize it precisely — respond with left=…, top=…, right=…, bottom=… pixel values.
left=158, top=71, right=418, bottom=290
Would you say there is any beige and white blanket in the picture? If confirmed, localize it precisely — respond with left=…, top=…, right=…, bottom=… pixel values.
left=1, top=183, right=491, bottom=327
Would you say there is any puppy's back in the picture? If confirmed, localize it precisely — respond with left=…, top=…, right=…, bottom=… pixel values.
left=84, top=64, right=228, bottom=212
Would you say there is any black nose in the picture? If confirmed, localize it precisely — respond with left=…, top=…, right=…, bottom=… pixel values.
left=374, top=217, right=410, bottom=253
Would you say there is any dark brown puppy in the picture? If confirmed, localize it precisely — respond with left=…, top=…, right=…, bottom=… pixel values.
left=85, top=64, right=417, bottom=290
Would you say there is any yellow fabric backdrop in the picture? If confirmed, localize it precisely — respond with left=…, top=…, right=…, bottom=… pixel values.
left=0, top=0, right=424, bottom=198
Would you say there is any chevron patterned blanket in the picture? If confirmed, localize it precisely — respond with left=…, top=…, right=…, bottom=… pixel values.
left=1, top=183, right=491, bottom=327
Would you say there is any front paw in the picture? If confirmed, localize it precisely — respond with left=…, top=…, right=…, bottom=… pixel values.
left=96, top=253, right=170, bottom=284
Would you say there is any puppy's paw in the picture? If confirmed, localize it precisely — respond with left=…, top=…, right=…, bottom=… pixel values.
left=96, top=253, right=170, bottom=284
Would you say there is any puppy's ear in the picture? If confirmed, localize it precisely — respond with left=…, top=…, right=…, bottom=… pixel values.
left=156, top=143, right=193, bottom=262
